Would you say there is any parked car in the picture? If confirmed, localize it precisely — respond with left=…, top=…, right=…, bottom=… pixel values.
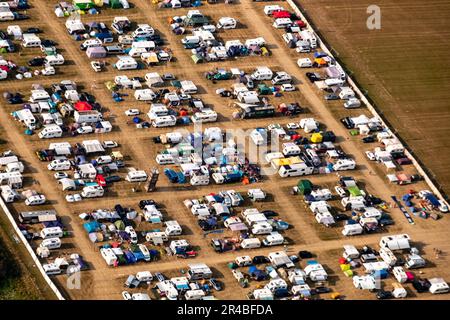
left=76, top=126, right=94, bottom=135
left=362, top=135, right=376, bottom=143
left=261, top=210, right=278, bottom=218
left=53, top=172, right=68, bottom=180
left=306, top=72, right=321, bottom=82
left=25, top=27, right=42, bottom=34
left=281, top=83, right=296, bottom=92
left=209, top=278, right=223, bottom=291
left=324, top=94, right=339, bottom=101
left=139, top=199, right=156, bottom=209
left=105, top=175, right=121, bottom=183
left=252, top=255, right=270, bottom=264
left=28, top=57, right=46, bottom=67
left=102, top=140, right=118, bottom=148
left=122, top=291, right=132, bottom=300
left=125, top=109, right=140, bottom=116
left=365, top=151, right=376, bottom=161
left=376, top=290, right=394, bottom=300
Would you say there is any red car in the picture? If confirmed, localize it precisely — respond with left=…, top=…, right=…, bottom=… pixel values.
left=96, top=174, right=106, bottom=187
left=294, top=20, right=307, bottom=28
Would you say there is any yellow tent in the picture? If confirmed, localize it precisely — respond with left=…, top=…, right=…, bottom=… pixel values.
left=311, top=132, right=323, bottom=143
left=314, top=58, right=327, bottom=66
left=111, top=151, right=123, bottom=160
left=340, top=264, right=350, bottom=271
left=344, top=270, right=353, bottom=277
left=93, top=0, right=104, bottom=6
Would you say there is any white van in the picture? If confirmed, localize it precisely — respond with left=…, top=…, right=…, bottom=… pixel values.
left=392, top=266, right=408, bottom=283
left=45, top=54, right=65, bottom=66
left=297, top=58, right=313, bottom=68
left=25, top=195, right=46, bottom=206
left=40, top=237, right=62, bottom=250
left=264, top=5, right=284, bottom=15
left=278, top=163, right=314, bottom=177
left=217, top=17, right=237, bottom=30
left=126, top=170, right=148, bottom=182
left=191, top=110, right=217, bottom=123
left=184, top=289, right=205, bottom=301
left=43, top=263, right=62, bottom=275
left=333, top=159, right=356, bottom=171
left=251, top=66, right=273, bottom=81
left=47, top=159, right=71, bottom=171
left=136, top=271, right=153, bottom=282
left=135, top=89, right=156, bottom=101
left=40, top=227, right=63, bottom=239
left=241, top=238, right=261, bottom=249
left=39, top=125, right=63, bottom=139
left=342, top=224, right=363, bottom=236
left=190, top=174, right=209, bottom=186
left=262, top=232, right=284, bottom=246
left=344, top=98, right=361, bottom=109
left=152, top=115, right=177, bottom=128
left=282, top=143, right=301, bottom=156
left=81, top=186, right=104, bottom=198
left=251, top=222, right=273, bottom=235
left=156, top=154, right=175, bottom=165
left=273, top=18, right=292, bottom=29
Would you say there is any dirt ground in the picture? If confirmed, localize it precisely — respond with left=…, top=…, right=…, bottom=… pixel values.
left=297, top=0, right=450, bottom=198
left=0, top=0, right=450, bottom=300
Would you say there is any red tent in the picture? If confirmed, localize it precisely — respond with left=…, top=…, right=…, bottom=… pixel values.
left=338, top=257, right=347, bottom=264
left=74, top=101, right=93, bottom=111
left=294, top=20, right=307, bottom=28
left=273, top=11, right=291, bottom=19
left=96, top=174, right=106, bottom=187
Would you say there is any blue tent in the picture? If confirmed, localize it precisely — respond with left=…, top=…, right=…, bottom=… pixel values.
left=83, top=221, right=100, bottom=233
left=248, top=265, right=257, bottom=274
left=133, top=116, right=141, bottom=124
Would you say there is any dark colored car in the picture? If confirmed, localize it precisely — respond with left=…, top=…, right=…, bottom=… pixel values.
left=340, top=117, right=354, bottom=129
left=306, top=72, right=321, bottom=83
left=115, top=160, right=125, bottom=168
left=376, top=290, right=394, bottom=300
left=41, top=39, right=57, bottom=47
left=25, top=27, right=42, bottom=34
left=198, top=220, right=212, bottom=231
left=28, top=57, right=45, bottom=67
left=155, top=272, right=166, bottom=282
left=334, top=213, right=349, bottom=221
left=252, top=255, right=270, bottom=264
left=362, top=135, right=376, bottom=143
left=289, top=255, right=300, bottom=263
left=313, top=286, right=331, bottom=294
left=0, top=31, right=8, bottom=40
left=139, top=199, right=156, bottom=209
left=209, top=278, right=223, bottom=291
left=105, top=175, right=121, bottom=183
left=8, top=95, right=23, bottom=104
left=298, top=250, right=313, bottom=259
left=261, top=210, right=278, bottom=218
left=413, top=279, right=431, bottom=293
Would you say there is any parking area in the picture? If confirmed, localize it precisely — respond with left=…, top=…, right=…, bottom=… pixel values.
left=0, top=0, right=450, bottom=300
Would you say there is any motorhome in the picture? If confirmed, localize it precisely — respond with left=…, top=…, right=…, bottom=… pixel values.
left=217, top=17, right=237, bottom=29
left=132, top=24, right=155, bottom=38
left=299, top=30, right=317, bottom=48
left=344, top=98, right=361, bottom=109
left=135, top=89, right=157, bottom=101
left=40, top=227, right=64, bottom=239
left=115, top=56, right=138, bottom=70
left=333, top=159, right=356, bottom=171
left=136, top=271, right=153, bottom=282
left=45, top=54, right=65, bottom=66
left=342, top=224, right=364, bottom=236
left=282, top=143, right=301, bottom=157
left=156, top=154, right=175, bottom=165
left=22, top=33, right=41, bottom=48
left=278, top=163, right=314, bottom=177
left=187, top=263, right=213, bottom=281
left=240, top=238, right=261, bottom=249
left=81, top=185, right=104, bottom=198
left=126, top=170, right=148, bottom=182
left=152, top=115, right=177, bottom=128
left=191, top=110, right=218, bottom=123
left=262, top=232, right=284, bottom=246
left=264, top=5, right=284, bottom=15
left=251, top=66, right=273, bottom=80
left=47, top=159, right=71, bottom=171
left=40, top=237, right=62, bottom=250
left=184, top=289, right=205, bottom=301
left=379, top=234, right=410, bottom=251
left=273, top=18, right=292, bottom=29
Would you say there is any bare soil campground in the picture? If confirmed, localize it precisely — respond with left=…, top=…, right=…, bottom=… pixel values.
left=297, top=0, right=450, bottom=198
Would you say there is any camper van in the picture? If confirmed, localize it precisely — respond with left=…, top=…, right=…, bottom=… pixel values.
left=47, top=159, right=71, bottom=171
left=392, top=266, right=408, bottom=283
left=40, top=227, right=64, bottom=239
left=191, top=110, right=217, bottom=124
left=22, top=33, right=41, bottom=48
left=184, top=289, right=205, bottom=301
left=379, top=247, right=398, bottom=266
left=333, top=159, right=356, bottom=171
left=343, top=245, right=360, bottom=259
left=115, top=56, right=138, bottom=70
left=241, top=238, right=261, bottom=249
left=39, top=125, right=63, bottom=139
left=262, top=232, right=284, bottom=246
left=251, top=222, right=273, bottom=235
left=40, top=237, right=62, bottom=250
left=217, top=17, right=237, bottom=30
left=278, top=163, right=314, bottom=177
left=344, top=98, right=361, bottom=109
left=81, top=186, right=104, bottom=198
left=126, top=170, right=148, bottom=182
left=43, top=263, right=62, bottom=275
left=25, top=195, right=46, bottom=206
left=45, top=54, right=65, bottom=66
left=80, top=38, right=102, bottom=51
left=165, top=221, right=182, bottom=236
left=156, top=154, right=175, bottom=165
left=273, top=18, right=292, bottom=29
left=251, top=66, right=273, bottom=81
left=342, top=224, right=364, bottom=236
left=152, top=115, right=177, bottom=128
left=264, top=5, right=284, bottom=15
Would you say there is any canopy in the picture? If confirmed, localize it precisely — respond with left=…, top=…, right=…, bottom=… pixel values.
left=74, top=101, right=93, bottom=111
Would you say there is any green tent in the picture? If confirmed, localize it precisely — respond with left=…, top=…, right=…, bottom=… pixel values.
left=348, top=186, right=362, bottom=197
left=191, top=54, right=203, bottom=64
left=110, top=0, right=122, bottom=8
left=298, top=179, right=313, bottom=195
left=114, top=220, right=125, bottom=230
left=73, top=0, right=94, bottom=10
